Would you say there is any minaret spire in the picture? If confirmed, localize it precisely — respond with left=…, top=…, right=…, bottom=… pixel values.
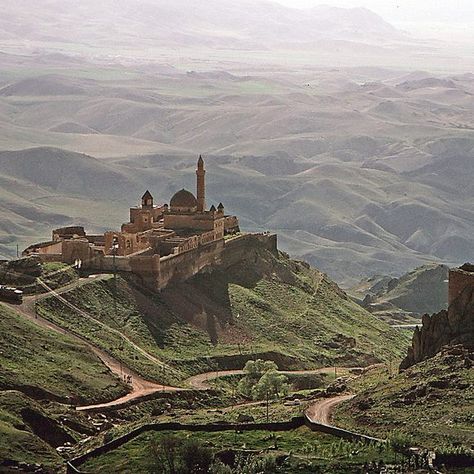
left=196, top=155, right=206, bottom=212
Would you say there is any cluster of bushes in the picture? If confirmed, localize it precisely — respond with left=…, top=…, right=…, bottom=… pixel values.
left=149, top=435, right=277, bottom=474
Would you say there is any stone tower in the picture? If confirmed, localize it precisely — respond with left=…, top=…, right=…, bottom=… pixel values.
left=196, top=155, right=206, bottom=212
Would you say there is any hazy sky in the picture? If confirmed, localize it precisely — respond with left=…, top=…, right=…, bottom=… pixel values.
left=275, top=0, right=474, bottom=35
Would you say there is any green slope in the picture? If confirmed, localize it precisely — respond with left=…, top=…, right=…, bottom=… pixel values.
left=37, top=248, right=410, bottom=381
left=0, top=391, right=62, bottom=471
left=333, top=345, right=474, bottom=450
left=351, top=263, right=449, bottom=318
left=0, top=303, right=128, bottom=469
left=0, top=304, right=126, bottom=403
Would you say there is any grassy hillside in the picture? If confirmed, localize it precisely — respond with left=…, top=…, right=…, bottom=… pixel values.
left=0, top=303, right=128, bottom=470
left=333, top=345, right=474, bottom=450
left=0, top=304, right=126, bottom=403
left=0, top=391, right=63, bottom=471
left=37, top=248, right=410, bottom=382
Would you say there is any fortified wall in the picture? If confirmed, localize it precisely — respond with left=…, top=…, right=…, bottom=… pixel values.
left=221, top=233, right=278, bottom=268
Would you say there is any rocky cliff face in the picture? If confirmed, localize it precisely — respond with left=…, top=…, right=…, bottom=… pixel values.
left=400, top=276, right=474, bottom=369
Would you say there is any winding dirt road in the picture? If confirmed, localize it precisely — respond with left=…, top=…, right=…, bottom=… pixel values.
left=305, top=394, right=355, bottom=425
left=3, top=275, right=360, bottom=414
left=37, top=278, right=166, bottom=367
left=2, top=277, right=179, bottom=411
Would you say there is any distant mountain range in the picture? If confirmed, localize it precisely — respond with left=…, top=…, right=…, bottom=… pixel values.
left=0, top=3, right=473, bottom=284
left=1, top=0, right=404, bottom=51
left=349, top=264, right=449, bottom=321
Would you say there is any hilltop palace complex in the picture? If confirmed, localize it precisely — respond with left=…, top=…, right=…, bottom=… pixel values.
left=24, top=156, right=276, bottom=291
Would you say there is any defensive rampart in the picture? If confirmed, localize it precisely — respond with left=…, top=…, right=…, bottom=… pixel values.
left=159, top=239, right=224, bottom=288
left=222, top=233, right=277, bottom=268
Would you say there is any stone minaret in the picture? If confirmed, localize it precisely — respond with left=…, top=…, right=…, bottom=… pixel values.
left=196, top=155, right=206, bottom=212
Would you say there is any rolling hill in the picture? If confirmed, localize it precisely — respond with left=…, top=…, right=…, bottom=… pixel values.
left=0, top=7, right=473, bottom=284
left=0, top=0, right=404, bottom=51
left=0, top=57, right=473, bottom=283
left=349, top=264, right=449, bottom=321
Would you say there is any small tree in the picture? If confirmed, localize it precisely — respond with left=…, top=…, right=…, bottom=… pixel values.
left=238, top=359, right=289, bottom=401
left=244, top=359, right=278, bottom=378
left=251, top=370, right=289, bottom=401
left=150, top=435, right=181, bottom=474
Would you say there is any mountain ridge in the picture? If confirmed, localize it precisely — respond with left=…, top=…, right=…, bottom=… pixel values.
left=2, top=143, right=474, bottom=284
left=0, top=0, right=404, bottom=51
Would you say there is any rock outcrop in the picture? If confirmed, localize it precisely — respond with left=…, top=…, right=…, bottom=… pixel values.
left=400, top=267, right=474, bottom=369
left=0, top=256, right=42, bottom=286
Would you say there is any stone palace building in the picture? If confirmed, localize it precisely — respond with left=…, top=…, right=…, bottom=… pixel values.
left=22, top=156, right=259, bottom=291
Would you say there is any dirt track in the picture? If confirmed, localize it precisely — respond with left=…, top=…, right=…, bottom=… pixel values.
left=2, top=277, right=180, bottom=411
left=305, top=394, right=355, bottom=425
left=3, top=276, right=359, bottom=413
left=185, top=367, right=354, bottom=390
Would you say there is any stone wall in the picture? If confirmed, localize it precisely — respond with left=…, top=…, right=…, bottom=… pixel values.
left=67, top=412, right=382, bottom=473
left=37, top=254, right=64, bottom=262
left=52, top=226, right=86, bottom=241
left=159, top=240, right=224, bottom=289
left=28, top=233, right=278, bottom=293
left=222, top=233, right=278, bottom=269
left=62, top=239, right=94, bottom=266
left=129, top=254, right=160, bottom=289
left=104, top=230, right=150, bottom=257
left=131, top=233, right=276, bottom=291
left=36, top=241, right=63, bottom=255
left=164, top=212, right=221, bottom=231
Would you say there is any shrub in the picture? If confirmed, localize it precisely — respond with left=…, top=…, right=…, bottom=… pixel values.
left=389, top=431, right=413, bottom=452
left=181, top=439, right=213, bottom=473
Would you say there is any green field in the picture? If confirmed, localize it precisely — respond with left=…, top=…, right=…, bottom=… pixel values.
left=81, top=428, right=398, bottom=474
